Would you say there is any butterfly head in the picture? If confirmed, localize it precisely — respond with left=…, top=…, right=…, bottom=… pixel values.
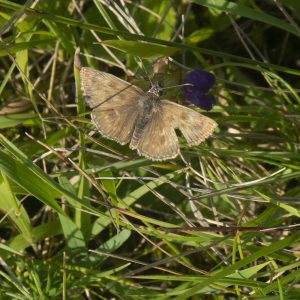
left=147, top=81, right=162, bottom=98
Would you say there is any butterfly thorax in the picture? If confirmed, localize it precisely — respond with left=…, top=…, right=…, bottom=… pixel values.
left=146, top=81, right=162, bottom=98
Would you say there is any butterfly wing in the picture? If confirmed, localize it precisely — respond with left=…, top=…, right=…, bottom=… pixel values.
left=91, top=106, right=140, bottom=145
left=80, top=67, right=143, bottom=109
left=160, top=100, right=217, bottom=146
left=80, top=67, right=143, bottom=145
left=135, top=105, right=180, bottom=161
left=136, top=100, right=217, bottom=160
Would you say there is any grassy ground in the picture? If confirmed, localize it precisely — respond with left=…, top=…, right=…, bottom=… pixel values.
left=0, top=0, right=300, bottom=299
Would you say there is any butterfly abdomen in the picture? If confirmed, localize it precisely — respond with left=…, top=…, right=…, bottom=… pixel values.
left=129, top=95, right=159, bottom=150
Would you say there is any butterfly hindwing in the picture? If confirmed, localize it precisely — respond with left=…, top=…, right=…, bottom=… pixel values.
left=160, top=100, right=217, bottom=145
left=135, top=100, right=217, bottom=160
left=135, top=104, right=180, bottom=161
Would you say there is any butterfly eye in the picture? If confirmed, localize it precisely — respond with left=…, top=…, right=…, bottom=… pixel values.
left=182, top=70, right=216, bottom=111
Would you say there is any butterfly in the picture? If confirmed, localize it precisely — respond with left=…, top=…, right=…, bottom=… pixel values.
left=80, top=67, right=217, bottom=161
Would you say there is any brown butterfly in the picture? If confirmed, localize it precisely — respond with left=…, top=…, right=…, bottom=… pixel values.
left=80, top=67, right=217, bottom=161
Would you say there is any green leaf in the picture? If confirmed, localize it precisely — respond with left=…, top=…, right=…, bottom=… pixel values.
left=82, top=229, right=131, bottom=266
left=190, top=0, right=300, bottom=38
left=0, top=113, right=38, bottom=128
left=186, top=28, right=214, bottom=44
left=0, top=172, right=32, bottom=243
left=58, top=215, right=86, bottom=250
left=0, top=149, right=65, bottom=214
left=4, top=220, right=62, bottom=254
left=0, top=39, right=55, bottom=57
left=103, top=40, right=178, bottom=58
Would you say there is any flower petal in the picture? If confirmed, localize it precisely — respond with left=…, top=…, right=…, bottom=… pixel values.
left=182, top=69, right=216, bottom=111
left=195, top=94, right=216, bottom=111
left=182, top=85, right=203, bottom=104
left=183, top=70, right=215, bottom=94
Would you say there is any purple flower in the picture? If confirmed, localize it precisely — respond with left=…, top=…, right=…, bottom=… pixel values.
left=182, top=70, right=216, bottom=111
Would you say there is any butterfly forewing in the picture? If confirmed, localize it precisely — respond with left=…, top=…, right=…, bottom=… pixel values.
left=80, top=67, right=143, bottom=145
left=91, top=106, right=140, bottom=145
left=80, top=67, right=143, bottom=109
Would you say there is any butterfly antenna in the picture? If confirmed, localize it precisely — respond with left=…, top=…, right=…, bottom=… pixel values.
left=161, top=83, right=193, bottom=91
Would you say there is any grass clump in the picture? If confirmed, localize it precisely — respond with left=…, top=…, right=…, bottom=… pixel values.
left=0, top=0, right=300, bottom=299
